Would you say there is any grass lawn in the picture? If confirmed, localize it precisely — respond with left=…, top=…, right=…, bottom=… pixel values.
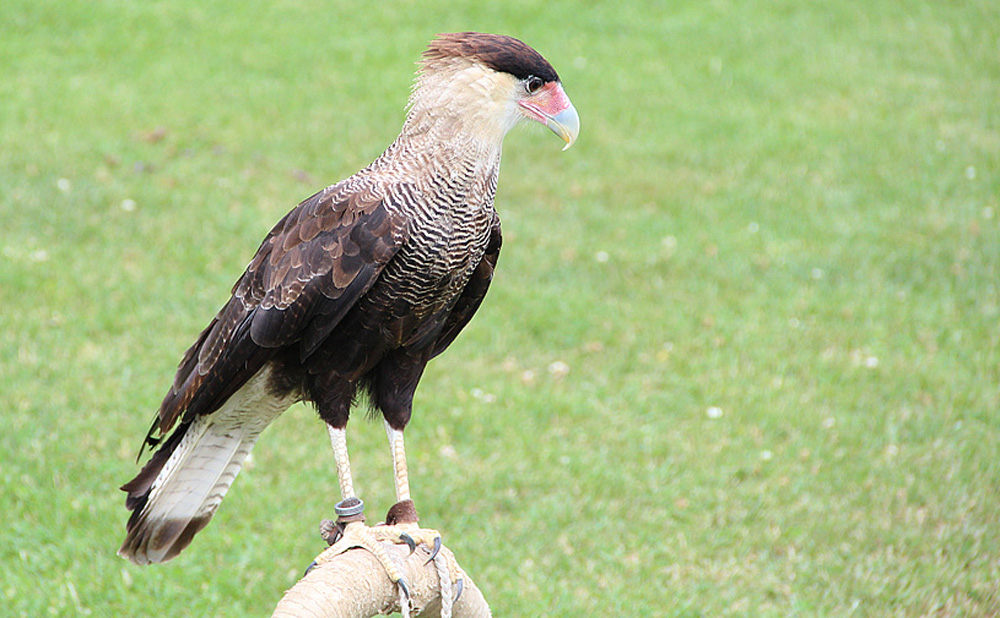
left=2, top=0, right=998, bottom=616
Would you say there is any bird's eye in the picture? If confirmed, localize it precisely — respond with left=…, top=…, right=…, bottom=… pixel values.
left=525, top=76, right=544, bottom=94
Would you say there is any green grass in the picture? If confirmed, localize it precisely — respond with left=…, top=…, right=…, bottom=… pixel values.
left=2, top=0, right=999, bottom=616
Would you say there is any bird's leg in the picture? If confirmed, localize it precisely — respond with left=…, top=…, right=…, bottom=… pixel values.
left=369, top=355, right=452, bottom=564
left=310, top=425, right=411, bottom=600
left=385, top=420, right=412, bottom=505
left=329, top=425, right=356, bottom=500
left=382, top=419, right=463, bottom=587
left=373, top=351, right=424, bottom=524
left=381, top=420, right=464, bottom=605
left=383, top=420, right=436, bottom=548
left=312, top=354, right=460, bottom=606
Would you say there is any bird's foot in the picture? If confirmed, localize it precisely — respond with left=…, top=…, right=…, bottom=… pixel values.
left=309, top=498, right=391, bottom=571
left=307, top=498, right=462, bottom=616
left=309, top=497, right=414, bottom=614
left=308, top=499, right=463, bottom=616
left=383, top=498, right=440, bottom=557
left=383, top=500, right=464, bottom=611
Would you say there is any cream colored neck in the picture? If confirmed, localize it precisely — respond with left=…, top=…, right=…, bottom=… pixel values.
left=400, top=58, right=522, bottom=154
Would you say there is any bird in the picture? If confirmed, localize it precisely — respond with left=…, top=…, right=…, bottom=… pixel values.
left=118, top=32, right=579, bottom=577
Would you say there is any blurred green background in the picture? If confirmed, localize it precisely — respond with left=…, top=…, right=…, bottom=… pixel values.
left=2, top=1, right=998, bottom=616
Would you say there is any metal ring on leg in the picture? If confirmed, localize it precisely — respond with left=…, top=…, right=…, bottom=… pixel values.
left=335, top=497, right=366, bottom=519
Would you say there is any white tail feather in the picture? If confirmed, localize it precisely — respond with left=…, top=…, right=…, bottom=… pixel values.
left=120, top=366, right=296, bottom=564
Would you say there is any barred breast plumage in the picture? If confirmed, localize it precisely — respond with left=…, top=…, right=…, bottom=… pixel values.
left=365, top=140, right=500, bottom=337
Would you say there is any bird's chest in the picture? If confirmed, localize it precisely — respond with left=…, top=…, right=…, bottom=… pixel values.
left=389, top=157, right=498, bottom=298
left=356, top=197, right=491, bottom=352
left=394, top=197, right=493, bottom=304
left=354, top=152, right=500, bottom=349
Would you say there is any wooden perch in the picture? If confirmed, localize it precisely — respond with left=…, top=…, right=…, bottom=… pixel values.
left=271, top=541, right=491, bottom=618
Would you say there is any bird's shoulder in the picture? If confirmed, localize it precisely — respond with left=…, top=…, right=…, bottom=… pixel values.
left=184, top=174, right=408, bottom=372
left=236, top=174, right=411, bottom=312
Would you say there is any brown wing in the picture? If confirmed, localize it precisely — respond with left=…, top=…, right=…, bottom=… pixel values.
left=152, top=180, right=409, bottom=439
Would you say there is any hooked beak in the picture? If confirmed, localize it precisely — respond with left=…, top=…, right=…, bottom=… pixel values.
left=518, top=82, right=580, bottom=151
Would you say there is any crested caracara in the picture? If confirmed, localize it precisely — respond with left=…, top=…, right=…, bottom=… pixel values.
left=119, top=32, right=579, bottom=586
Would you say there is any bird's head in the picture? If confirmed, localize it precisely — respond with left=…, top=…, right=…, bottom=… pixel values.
left=407, top=32, right=579, bottom=151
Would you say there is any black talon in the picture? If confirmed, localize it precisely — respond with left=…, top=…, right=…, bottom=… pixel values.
left=398, top=577, right=411, bottom=600
left=319, top=518, right=344, bottom=546
left=424, top=535, right=442, bottom=565
left=399, top=533, right=417, bottom=555
left=454, top=578, right=464, bottom=602
left=304, top=561, right=318, bottom=576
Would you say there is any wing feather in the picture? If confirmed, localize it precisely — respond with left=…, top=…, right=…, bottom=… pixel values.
left=152, top=180, right=409, bottom=438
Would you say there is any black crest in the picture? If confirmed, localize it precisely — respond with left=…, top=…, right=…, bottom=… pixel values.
left=424, top=32, right=560, bottom=83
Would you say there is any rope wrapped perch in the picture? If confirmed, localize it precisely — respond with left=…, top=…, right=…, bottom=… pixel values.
left=271, top=540, right=491, bottom=618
